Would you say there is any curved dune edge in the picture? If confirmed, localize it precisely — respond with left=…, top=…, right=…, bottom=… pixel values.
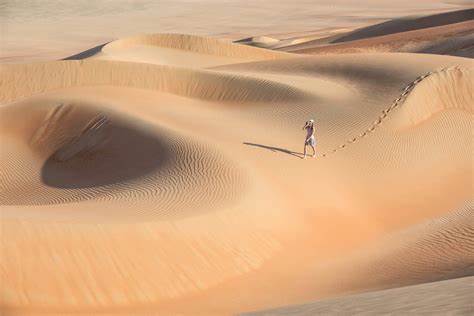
left=244, top=276, right=474, bottom=315
left=235, top=36, right=281, bottom=49
left=66, top=33, right=292, bottom=61
left=213, top=53, right=472, bottom=159
left=268, top=9, right=474, bottom=58
left=392, top=66, right=474, bottom=128
left=0, top=60, right=312, bottom=104
left=331, top=8, right=474, bottom=44
left=290, top=21, right=474, bottom=57
left=350, top=202, right=474, bottom=290
left=0, top=98, right=246, bottom=220
left=319, top=66, right=473, bottom=156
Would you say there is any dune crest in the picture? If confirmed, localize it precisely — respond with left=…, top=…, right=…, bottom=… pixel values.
left=102, top=33, right=290, bottom=59
left=393, top=66, right=474, bottom=128
left=0, top=60, right=312, bottom=104
left=63, top=33, right=292, bottom=67
left=270, top=9, right=474, bottom=58
left=320, top=66, right=474, bottom=155
left=331, top=9, right=474, bottom=43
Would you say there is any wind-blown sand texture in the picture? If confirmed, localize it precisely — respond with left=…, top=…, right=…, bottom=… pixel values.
left=1, top=4, right=473, bottom=316
left=243, top=276, right=474, bottom=315
left=267, top=9, right=474, bottom=57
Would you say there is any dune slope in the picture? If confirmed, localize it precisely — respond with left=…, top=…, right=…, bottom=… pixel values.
left=244, top=276, right=474, bottom=315
left=269, top=9, right=474, bottom=58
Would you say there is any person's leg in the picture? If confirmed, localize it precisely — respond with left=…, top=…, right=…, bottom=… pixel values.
left=303, top=144, right=307, bottom=159
left=311, top=144, right=316, bottom=157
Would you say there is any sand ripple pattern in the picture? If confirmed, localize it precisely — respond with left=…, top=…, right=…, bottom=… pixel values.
left=0, top=60, right=311, bottom=104
left=359, top=202, right=474, bottom=287
left=321, top=66, right=472, bottom=156
left=0, top=102, right=245, bottom=221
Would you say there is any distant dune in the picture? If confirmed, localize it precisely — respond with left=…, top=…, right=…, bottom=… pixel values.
left=1, top=4, right=473, bottom=316
left=330, top=8, right=474, bottom=43
left=1, top=0, right=468, bottom=63
left=261, top=9, right=474, bottom=58
left=65, top=34, right=291, bottom=68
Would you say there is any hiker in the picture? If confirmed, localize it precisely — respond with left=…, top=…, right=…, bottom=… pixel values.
left=302, top=119, right=316, bottom=158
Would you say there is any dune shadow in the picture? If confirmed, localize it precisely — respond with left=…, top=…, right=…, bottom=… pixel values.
left=63, top=42, right=109, bottom=60
left=41, top=122, right=171, bottom=189
left=243, top=142, right=303, bottom=158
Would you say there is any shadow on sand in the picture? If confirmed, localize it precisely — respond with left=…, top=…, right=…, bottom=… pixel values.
left=42, top=120, right=170, bottom=189
left=243, top=142, right=303, bottom=158
left=63, top=42, right=109, bottom=60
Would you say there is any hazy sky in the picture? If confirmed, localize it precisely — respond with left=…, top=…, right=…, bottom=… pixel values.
left=0, top=0, right=469, bottom=62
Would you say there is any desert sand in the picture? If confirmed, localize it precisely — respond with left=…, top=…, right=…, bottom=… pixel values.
left=271, top=9, right=474, bottom=57
left=245, top=276, right=474, bottom=315
left=1, top=2, right=473, bottom=315
left=1, top=0, right=472, bottom=63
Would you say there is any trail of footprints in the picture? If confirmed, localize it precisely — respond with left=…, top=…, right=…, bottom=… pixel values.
left=321, top=67, right=452, bottom=157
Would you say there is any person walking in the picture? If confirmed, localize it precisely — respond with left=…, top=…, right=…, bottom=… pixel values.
left=302, top=119, right=316, bottom=158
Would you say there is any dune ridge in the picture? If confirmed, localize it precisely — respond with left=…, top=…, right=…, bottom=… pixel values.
left=320, top=65, right=473, bottom=156
left=102, top=33, right=291, bottom=60
left=266, top=9, right=474, bottom=58
left=288, top=21, right=474, bottom=57
left=332, top=8, right=474, bottom=44
left=0, top=60, right=312, bottom=105
left=393, top=66, right=474, bottom=128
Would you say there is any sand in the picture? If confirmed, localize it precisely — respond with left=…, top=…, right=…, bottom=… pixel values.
left=275, top=9, right=474, bottom=57
left=1, top=0, right=470, bottom=63
left=244, top=276, right=474, bottom=315
left=1, top=3, right=473, bottom=315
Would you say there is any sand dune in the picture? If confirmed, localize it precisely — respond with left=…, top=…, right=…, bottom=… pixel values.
left=390, top=66, right=473, bottom=128
left=1, top=8, right=473, bottom=315
left=0, top=60, right=310, bottom=104
left=331, top=8, right=474, bottom=43
left=235, top=36, right=282, bottom=49
left=0, top=96, right=244, bottom=219
left=66, top=34, right=290, bottom=68
left=351, top=202, right=474, bottom=288
left=246, top=203, right=474, bottom=315
left=287, top=21, right=474, bottom=57
left=245, top=276, right=474, bottom=315
left=271, top=9, right=474, bottom=57
left=102, top=34, right=289, bottom=59
left=3, top=0, right=465, bottom=64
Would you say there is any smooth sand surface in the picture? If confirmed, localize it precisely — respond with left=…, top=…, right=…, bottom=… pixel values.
left=1, top=3, right=473, bottom=315
left=243, top=276, right=474, bottom=315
